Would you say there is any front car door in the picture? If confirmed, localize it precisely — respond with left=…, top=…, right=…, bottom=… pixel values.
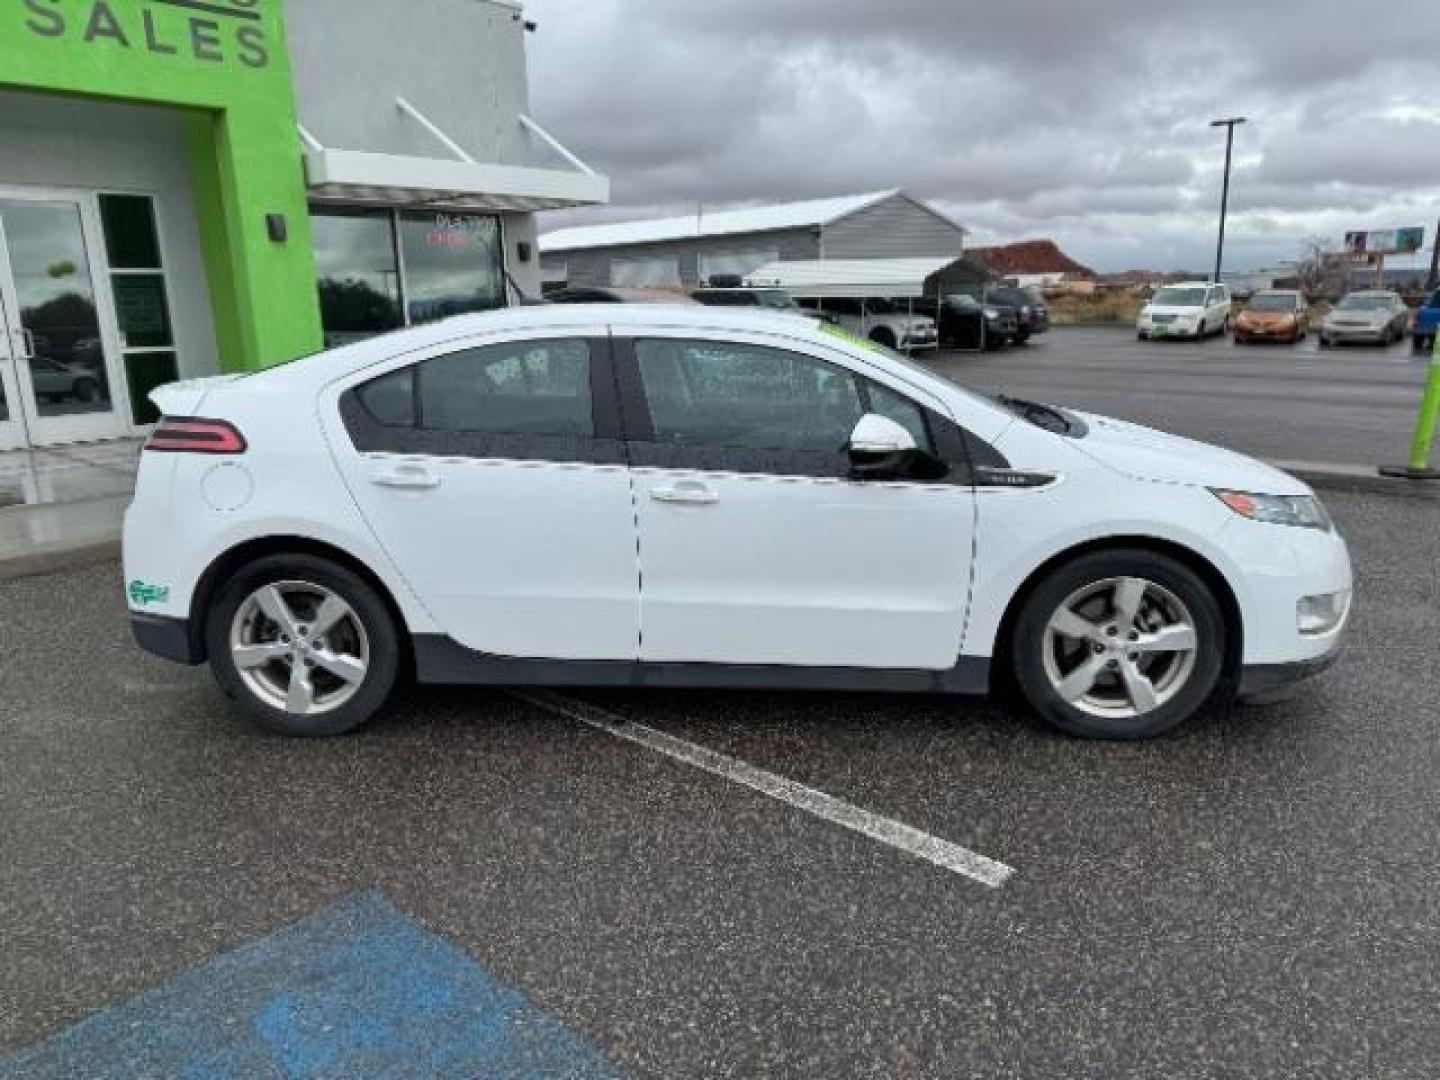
left=616, top=328, right=978, bottom=672
left=324, top=328, right=640, bottom=661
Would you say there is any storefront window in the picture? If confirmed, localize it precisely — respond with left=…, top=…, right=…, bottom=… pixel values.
left=311, top=208, right=404, bottom=348
left=310, top=208, right=504, bottom=343
left=97, top=194, right=175, bottom=425
left=397, top=211, right=504, bottom=324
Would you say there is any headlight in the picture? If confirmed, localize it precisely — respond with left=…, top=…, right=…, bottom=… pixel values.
left=984, top=307, right=1000, bottom=318
left=1212, top=489, right=1332, bottom=531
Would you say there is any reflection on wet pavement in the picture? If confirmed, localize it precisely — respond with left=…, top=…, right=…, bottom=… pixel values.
left=0, top=440, right=139, bottom=510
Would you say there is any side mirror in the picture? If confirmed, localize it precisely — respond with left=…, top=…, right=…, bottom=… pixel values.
left=847, top=414, right=918, bottom=480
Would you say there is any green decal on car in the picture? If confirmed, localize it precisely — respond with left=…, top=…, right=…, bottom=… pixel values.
left=129, top=580, right=171, bottom=607
left=819, top=322, right=885, bottom=353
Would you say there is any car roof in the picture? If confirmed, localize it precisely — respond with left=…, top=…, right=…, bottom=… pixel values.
left=284, top=305, right=833, bottom=373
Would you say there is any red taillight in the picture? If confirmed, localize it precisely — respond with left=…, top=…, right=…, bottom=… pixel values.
left=145, top=417, right=248, bottom=455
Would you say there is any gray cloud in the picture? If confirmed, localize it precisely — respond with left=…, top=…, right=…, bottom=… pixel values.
left=525, top=0, right=1440, bottom=270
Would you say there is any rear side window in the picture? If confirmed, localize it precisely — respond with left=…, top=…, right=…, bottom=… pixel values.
left=420, top=339, right=593, bottom=436
left=353, top=339, right=595, bottom=438
left=635, top=339, right=863, bottom=453
left=357, top=368, right=414, bottom=426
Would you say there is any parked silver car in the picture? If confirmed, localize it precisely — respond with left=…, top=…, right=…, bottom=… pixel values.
left=29, top=357, right=105, bottom=404
left=1319, top=291, right=1411, bottom=347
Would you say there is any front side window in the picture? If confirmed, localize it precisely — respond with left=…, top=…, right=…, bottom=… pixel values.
left=868, top=381, right=935, bottom=454
left=635, top=339, right=864, bottom=454
left=419, top=339, right=592, bottom=437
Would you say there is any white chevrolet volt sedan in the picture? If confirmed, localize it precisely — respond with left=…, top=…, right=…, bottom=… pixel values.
left=124, top=306, right=1351, bottom=740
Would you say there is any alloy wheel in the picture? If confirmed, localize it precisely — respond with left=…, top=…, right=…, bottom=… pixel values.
left=228, top=580, right=370, bottom=716
left=1041, top=576, right=1200, bottom=720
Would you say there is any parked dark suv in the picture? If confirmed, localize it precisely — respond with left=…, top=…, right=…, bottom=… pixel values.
left=953, top=285, right=1049, bottom=344
left=931, top=294, right=1016, bottom=350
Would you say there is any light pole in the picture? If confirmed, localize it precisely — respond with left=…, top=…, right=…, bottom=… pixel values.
left=1210, top=117, right=1246, bottom=284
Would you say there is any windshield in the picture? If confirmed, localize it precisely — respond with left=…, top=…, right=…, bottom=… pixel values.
left=1248, top=293, right=1298, bottom=312
left=1336, top=294, right=1392, bottom=311
left=944, top=294, right=981, bottom=310
left=1152, top=287, right=1208, bottom=307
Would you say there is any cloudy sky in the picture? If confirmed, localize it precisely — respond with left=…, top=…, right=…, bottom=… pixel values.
left=524, top=0, right=1440, bottom=273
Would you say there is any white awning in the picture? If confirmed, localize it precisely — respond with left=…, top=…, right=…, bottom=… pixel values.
left=300, top=110, right=610, bottom=212
left=745, top=257, right=956, bottom=298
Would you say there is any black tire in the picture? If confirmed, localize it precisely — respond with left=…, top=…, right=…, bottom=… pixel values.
left=869, top=328, right=897, bottom=350
left=205, top=554, right=401, bottom=737
left=72, top=378, right=101, bottom=404
left=1010, top=549, right=1227, bottom=740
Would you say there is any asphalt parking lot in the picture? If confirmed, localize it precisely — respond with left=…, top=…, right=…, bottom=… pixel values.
left=3, top=486, right=1438, bottom=1078
left=929, top=326, right=1431, bottom=468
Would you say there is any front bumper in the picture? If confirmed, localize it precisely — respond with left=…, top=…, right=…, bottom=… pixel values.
left=1235, top=323, right=1300, bottom=342
left=1237, top=649, right=1341, bottom=699
left=1141, top=322, right=1201, bottom=338
left=131, top=612, right=203, bottom=666
left=1323, top=325, right=1387, bottom=343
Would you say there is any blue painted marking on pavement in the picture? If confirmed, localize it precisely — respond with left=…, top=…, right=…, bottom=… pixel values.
left=0, top=890, right=625, bottom=1079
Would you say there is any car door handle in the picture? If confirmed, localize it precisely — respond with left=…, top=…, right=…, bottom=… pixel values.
left=371, top=463, right=441, bottom=490
left=650, top=481, right=718, bottom=505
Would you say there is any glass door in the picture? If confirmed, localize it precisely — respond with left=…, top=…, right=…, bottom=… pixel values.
left=0, top=190, right=129, bottom=449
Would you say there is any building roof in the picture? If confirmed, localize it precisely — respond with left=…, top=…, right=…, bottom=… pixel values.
left=539, top=190, right=901, bottom=253
left=745, top=257, right=955, bottom=299
left=969, top=240, right=1095, bottom=280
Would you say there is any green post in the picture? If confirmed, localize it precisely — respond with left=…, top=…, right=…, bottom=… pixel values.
left=1382, top=333, right=1440, bottom=480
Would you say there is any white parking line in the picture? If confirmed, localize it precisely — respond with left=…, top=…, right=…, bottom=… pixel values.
left=512, top=690, right=1015, bottom=889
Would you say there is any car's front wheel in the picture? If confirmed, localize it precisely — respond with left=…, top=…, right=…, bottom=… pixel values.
left=1011, top=550, right=1226, bottom=739
left=205, top=554, right=401, bottom=737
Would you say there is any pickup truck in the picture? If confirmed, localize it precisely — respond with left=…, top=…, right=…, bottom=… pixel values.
left=1413, top=287, right=1440, bottom=353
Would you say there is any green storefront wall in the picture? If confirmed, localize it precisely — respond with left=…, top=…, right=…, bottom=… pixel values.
left=0, top=0, right=323, bottom=372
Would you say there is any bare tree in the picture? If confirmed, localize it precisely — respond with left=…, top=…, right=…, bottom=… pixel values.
left=1295, top=235, right=1349, bottom=300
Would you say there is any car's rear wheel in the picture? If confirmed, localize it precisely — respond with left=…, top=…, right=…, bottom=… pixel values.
left=869, top=328, right=897, bottom=350
left=205, top=554, right=400, bottom=737
left=1011, top=550, right=1226, bottom=739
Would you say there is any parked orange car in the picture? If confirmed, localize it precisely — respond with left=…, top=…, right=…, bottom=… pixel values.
left=1233, top=290, right=1310, bottom=344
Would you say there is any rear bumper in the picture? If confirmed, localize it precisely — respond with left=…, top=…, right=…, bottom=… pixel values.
left=131, top=613, right=203, bottom=666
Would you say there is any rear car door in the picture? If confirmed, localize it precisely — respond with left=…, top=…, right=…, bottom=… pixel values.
left=324, top=329, right=639, bottom=661
left=617, top=330, right=978, bottom=671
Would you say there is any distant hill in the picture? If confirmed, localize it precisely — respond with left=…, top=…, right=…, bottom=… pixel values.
left=969, top=240, right=1096, bottom=279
